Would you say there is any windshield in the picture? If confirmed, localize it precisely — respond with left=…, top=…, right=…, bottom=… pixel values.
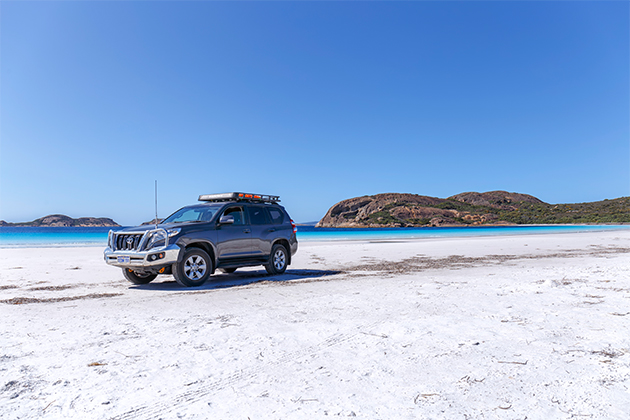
left=161, top=204, right=222, bottom=224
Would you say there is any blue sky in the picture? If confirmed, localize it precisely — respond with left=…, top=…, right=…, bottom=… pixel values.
left=1, top=1, right=628, bottom=225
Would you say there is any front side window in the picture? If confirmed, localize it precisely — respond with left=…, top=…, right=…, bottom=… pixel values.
left=223, top=207, right=245, bottom=225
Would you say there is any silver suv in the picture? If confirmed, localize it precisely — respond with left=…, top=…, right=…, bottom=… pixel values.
left=104, top=193, right=298, bottom=287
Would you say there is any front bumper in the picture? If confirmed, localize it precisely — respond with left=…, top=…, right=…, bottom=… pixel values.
left=104, top=243, right=180, bottom=268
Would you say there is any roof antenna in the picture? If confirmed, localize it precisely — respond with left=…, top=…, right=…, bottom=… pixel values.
left=154, top=180, right=159, bottom=229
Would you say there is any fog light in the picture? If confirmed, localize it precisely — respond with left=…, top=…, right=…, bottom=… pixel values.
left=149, top=253, right=165, bottom=262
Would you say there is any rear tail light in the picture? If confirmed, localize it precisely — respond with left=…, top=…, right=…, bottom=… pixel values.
left=290, top=219, right=297, bottom=234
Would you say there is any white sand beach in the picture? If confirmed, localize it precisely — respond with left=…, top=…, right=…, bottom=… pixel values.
left=1, top=230, right=629, bottom=419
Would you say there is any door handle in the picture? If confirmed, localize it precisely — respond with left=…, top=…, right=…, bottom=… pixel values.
left=243, top=229, right=251, bottom=234
left=268, top=228, right=276, bottom=232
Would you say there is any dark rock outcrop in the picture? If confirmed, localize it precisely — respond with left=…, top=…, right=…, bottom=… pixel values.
left=317, top=193, right=450, bottom=228
left=448, top=191, right=544, bottom=209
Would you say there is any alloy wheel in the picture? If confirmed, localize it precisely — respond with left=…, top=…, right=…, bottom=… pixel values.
left=184, top=255, right=207, bottom=280
left=273, top=249, right=286, bottom=270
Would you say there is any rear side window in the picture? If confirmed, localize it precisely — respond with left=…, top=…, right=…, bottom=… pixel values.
left=267, top=208, right=284, bottom=225
left=248, top=206, right=270, bottom=225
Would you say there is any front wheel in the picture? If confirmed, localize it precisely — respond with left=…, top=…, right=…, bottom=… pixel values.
left=122, top=268, right=157, bottom=285
left=173, top=248, right=212, bottom=287
left=265, top=244, right=288, bottom=275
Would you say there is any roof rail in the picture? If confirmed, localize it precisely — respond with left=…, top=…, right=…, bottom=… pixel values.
left=198, top=192, right=280, bottom=203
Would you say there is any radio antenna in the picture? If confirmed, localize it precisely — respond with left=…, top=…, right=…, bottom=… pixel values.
left=154, top=180, right=158, bottom=229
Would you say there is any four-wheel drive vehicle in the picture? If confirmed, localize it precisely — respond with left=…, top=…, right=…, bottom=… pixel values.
left=104, top=193, right=298, bottom=287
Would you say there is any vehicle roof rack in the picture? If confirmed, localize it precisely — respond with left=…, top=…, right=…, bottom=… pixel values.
left=198, top=192, right=280, bottom=203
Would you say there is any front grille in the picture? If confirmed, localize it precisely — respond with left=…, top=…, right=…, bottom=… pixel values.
left=114, top=233, right=144, bottom=251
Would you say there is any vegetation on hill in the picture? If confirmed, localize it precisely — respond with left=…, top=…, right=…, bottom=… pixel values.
left=0, top=214, right=120, bottom=227
left=316, top=192, right=630, bottom=228
left=494, top=199, right=630, bottom=225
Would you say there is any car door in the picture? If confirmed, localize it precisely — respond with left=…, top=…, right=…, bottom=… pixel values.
left=246, top=205, right=274, bottom=257
left=216, top=206, right=253, bottom=259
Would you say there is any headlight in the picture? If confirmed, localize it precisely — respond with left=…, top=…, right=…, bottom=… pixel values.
left=145, top=229, right=180, bottom=250
left=146, top=231, right=166, bottom=249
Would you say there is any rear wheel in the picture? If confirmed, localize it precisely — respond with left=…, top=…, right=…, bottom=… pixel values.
left=265, top=244, right=288, bottom=275
left=173, top=248, right=212, bottom=287
left=122, top=268, right=157, bottom=285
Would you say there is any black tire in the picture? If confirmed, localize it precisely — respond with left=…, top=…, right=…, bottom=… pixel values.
left=218, top=268, right=237, bottom=274
left=122, top=268, right=157, bottom=285
left=173, top=248, right=212, bottom=287
left=265, top=244, right=288, bottom=275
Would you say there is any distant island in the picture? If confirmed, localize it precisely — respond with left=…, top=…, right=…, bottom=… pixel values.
left=0, top=214, right=120, bottom=227
left=317, top=191, right=630, bottom=228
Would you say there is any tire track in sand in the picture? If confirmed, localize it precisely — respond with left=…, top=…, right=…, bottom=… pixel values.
left=110, top=322, right=381, bottom=420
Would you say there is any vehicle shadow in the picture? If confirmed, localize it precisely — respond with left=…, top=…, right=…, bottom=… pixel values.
left=130, top=269, right=343, bottom=291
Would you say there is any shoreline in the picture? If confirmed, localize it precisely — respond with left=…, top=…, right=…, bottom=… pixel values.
left=314, top=222, right=630, bottom=228
left=1, top=224, right=629, bottom=249
left=2, top=222, right=630, bottom=228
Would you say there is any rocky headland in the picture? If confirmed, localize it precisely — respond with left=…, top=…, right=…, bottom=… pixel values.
left=316, top=191, right=630, bottom=227
left=141, top=218, right=164, bottom=226
left=0, top=214, right=120, bottom=227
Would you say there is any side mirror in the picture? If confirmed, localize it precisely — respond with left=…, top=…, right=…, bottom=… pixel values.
left=219, top=215, right=235, bottom=224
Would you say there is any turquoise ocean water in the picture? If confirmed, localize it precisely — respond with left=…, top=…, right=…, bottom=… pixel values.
left=0, top=225, right=628, bottom=248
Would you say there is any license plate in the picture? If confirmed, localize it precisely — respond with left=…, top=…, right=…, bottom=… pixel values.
left=117, top=256, right=130, bottom=263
